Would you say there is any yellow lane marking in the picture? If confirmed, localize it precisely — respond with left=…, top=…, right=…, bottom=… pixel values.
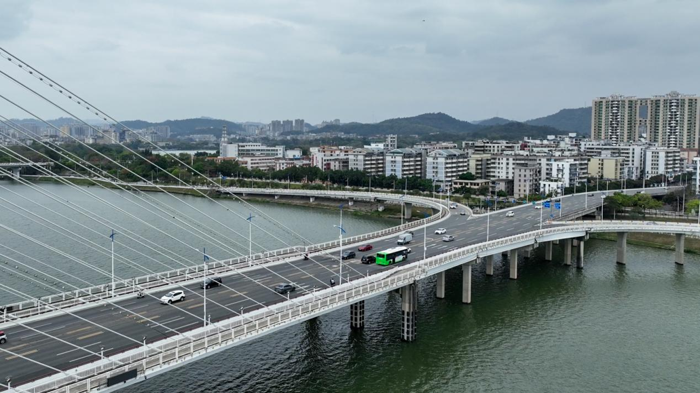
left=138, top=315, right=160, bottom=324
left=186, top=303, right=203, bottom=310
left=5, top=349, right=38, bottom=360
left=66, top=327, right=92, bottom=335
left=6, top=343, right=28, bottom=351
left=78, top=331, right=103, bottom=340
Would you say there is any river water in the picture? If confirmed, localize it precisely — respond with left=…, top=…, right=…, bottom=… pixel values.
left=2, top=181, right=700, bottom=392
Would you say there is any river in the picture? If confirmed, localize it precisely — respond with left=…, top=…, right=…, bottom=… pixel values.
left=2, top=181, right=700, bottom=392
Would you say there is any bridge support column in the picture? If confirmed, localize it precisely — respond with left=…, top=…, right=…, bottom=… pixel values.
left=545, top=242, right=553, bottom=261
left=309, top=197, right=315, bottom=202
left=436, top=271, right=445, bottom=299
left=508, top=249, right=518, bottom=280
left=572, top=239, right=580, bottom=247
left=675, top=234, right=685, bottom=265
left=400, top=283, right=417, bottom=342
left=350, top=301, right=365, bottom=329
left=11, top=167, right=21, bottom=179
left=617, top=232, right=627, bottom=265
left=563, top=239, right=572, bottom=266
left=403, top=202, right=413, bottom=220
left=576, top=240, right=585, bottom=269
left=485, top=255, right=494, bottom=276
left=462, top=264, right=472, bottom=304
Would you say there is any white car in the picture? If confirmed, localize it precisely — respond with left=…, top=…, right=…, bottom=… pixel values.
left=505, top=211, right=515, bottom=217
left=534, top=205, right=542, bottom=209
left=449, top=204, right=457, bottom=209
left=435, top=228, right=447, bottom=235
left=460, top=211, right=467, bottom=215
left=160, top=290, right=185, bottom=304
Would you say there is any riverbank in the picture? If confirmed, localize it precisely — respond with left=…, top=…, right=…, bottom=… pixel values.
left=590, top=232, right=700, bottom=254
left=26, top=176, right=425, bottom=220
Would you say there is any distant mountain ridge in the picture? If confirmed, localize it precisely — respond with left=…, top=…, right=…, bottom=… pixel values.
left=472, top=117, right=513, bottom=126
left=9, top=107, right=591, bottom=141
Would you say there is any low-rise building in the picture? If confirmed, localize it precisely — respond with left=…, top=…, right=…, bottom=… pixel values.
left=425, top=149, right=468, bottom=184
left=348, top=149, right=385, bottom=175
left=588, top=156, right=625, bottom=180
left=644, top=147, right=681, bottom=179
left=221, top=143, right=285, bottom=159
left=514, top=164, right=541, bottom=199
left=385, top=148, right=425, bottom=178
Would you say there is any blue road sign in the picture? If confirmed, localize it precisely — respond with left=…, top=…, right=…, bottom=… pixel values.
left=555, top=202, right=561, bottom=210
left=543, top=201, right=551, bottom=208
left=512, top=199, right=516, bottom=203
left=550, top=214, right=554, bottom=218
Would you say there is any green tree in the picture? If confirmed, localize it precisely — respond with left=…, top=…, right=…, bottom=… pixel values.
left=458, top=172, right=476, bottom=180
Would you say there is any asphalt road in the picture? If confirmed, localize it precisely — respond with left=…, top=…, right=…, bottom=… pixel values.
left=0, top=188, right=668, bottom=387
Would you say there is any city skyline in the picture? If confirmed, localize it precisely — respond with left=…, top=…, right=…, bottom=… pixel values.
left=1, top=1, right=699, bottom=123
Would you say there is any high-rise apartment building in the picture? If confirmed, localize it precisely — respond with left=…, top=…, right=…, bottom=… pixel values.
left=385, top=134, right=398, bottom=150
left=293, top=119, right=305, bottom=132
left=592, top=92, right=700, bottom=148
left=348, top=149, right=385, bottom=176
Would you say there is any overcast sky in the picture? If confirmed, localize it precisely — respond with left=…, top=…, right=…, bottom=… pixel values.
left=1, top=0, right=698, bottom=124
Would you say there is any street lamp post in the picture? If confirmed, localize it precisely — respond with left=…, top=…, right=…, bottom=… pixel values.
left=601, top=195, right=606, bottom=221
left=539, top=200, right=544, bottom=230
left=486, top=206, right=490, bottom=242
left=335, top=204, right=346, bottom=285
left=246, top=214, right=254, bottom=266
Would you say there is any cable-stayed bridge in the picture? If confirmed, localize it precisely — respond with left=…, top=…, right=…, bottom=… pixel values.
left=0, top=47, right=694, bottom=393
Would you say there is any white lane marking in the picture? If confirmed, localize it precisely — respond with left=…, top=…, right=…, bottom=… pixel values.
left=160, top=316, right=185, bottom=325
left=69, top=352, right=98, bottom=363
left=224, top=298, right=248, bottom=308
left=17, top=325, right=66, bottom=340
left=174, top=322, right=198, bottom=331
left=56, top=341, right=102, bottom=357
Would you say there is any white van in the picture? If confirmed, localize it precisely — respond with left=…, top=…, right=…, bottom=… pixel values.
left=397, top=232, right=413, bottom=245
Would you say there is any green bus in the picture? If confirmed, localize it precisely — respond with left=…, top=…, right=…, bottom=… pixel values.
left=376, top=246, right=409, bottom=266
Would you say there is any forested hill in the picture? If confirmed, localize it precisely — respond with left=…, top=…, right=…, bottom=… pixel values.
left=314, top=112, right=569, bottom=140
left=524, top=107, right=591, bottom=135
left=121, top=118, right=244, bottom=137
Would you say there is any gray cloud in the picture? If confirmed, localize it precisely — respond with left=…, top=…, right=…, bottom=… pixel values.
left=0, top=0, right=698, bottom=123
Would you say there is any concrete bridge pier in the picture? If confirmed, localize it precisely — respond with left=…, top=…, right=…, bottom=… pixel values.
left=485, top=255, right=494, bottom=276
left=508, top=249, right=518, bottom=280
left=11, top=167, right=21, bottom=179
left=675, top=234, right=685, bottom=265
left=462, top=264, right=472, bottom=304
left=403, top=202, right=413, bottom=219
left=309, top=197, right=315, bottom=202
left=572, top=239, right=580, bottom=247
left=400, top=283, right=418, bottom=342
left=563, top=239, right=572, bottom=266
left=617, top=232, right=628, bottom=265
left=436, top=271, right=445, bottom=299
left=545, top=242, right=553, bottom=261
left=576, top=240, right=585, bottom=269
left=350, top=301, right=365, bottom=329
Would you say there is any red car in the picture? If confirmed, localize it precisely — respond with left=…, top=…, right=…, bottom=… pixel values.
left=358, top=244, right=373, bottom=252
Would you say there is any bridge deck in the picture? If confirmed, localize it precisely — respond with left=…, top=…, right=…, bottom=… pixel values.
left=2, top=187, right=679, bottom=392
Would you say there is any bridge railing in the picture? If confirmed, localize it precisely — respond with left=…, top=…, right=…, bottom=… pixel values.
left=1, top=191, right=448, bottom=322
left=22, top=220, right=700, bottom=393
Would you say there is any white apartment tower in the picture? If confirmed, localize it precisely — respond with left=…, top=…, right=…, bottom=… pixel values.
left=592, top=92, right=700, bottom=148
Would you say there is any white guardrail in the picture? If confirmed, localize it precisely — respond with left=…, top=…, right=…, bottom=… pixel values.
left=22, top=220, right=700, bottom=393
left=0, top=189, right=450, bottom=321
